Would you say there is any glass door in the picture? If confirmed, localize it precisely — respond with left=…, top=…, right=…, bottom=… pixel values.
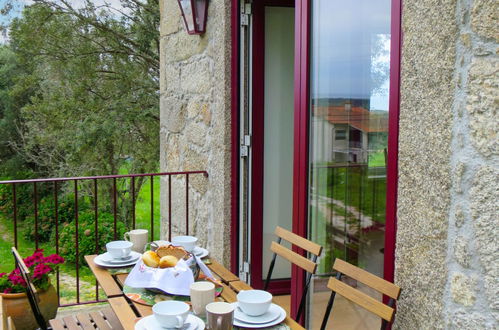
left=305, top=0, right=394, bottom=328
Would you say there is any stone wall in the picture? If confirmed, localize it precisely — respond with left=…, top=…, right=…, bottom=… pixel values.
left=396, top=0, right=498, bottom=328
left=159, top=0, right=232, bottom=265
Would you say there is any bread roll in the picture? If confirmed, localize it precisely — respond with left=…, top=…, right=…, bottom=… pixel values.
left=159, top=255, right=178, bottom=268
left=156, top=245, right=187, bottom=260
left=142, top=250, right=160, bottom=268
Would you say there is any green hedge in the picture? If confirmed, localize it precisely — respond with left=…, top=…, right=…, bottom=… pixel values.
left=58, top=211, right=126, bottom=265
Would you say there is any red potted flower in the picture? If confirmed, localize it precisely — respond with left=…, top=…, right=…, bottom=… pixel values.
left=0, top=249, right=64, bottom=329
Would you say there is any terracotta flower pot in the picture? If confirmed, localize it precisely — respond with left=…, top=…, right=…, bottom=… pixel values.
left=1, top=284, right=58, bottom=330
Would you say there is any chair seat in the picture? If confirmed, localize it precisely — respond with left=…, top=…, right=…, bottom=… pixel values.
left=48, top=307, right=123, bottom=330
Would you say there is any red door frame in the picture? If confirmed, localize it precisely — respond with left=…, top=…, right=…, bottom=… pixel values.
left=250, top=0, right=295, bottom=294
left=290, top=0, right=310, bottom=320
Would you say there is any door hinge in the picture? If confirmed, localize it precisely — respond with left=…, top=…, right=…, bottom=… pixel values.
left=240, top=135, right=251, bottom=158
left=240, top=3, right=252, bottom=26
left=239, top=261, right=250, bottom=282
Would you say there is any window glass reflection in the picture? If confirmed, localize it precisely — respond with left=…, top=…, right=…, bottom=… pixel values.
left=307, top=1, right=391, bottom=326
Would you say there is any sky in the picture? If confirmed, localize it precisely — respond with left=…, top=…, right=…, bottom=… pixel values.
left=0, top=0, right=125, bottom=43
left=311, top=0, right=392, bottom=111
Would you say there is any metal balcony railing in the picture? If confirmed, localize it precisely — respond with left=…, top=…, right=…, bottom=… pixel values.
left=0, top=171, right=208, bottom=307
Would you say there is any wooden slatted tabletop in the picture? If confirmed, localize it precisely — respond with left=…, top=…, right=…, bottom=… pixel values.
left=85, top=254, right=304, bottom=330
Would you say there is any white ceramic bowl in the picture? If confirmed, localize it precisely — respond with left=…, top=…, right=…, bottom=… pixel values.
left=172, top=236, right=198, bottom=252
left=106, top=240, right=133, bottom=259
left=237, top=290, right=273, bottom=316
left=152, top=301, right=190, bottom=328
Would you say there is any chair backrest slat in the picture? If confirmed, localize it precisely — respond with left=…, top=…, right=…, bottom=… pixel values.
left=11, top=248, right=31, bottom=278
left=270, top=241, right=317, bottom=274
left=11, top=247, right=47, bottom=329
left=333, top=258, right=400, bottom=299
left=274, top=226, right=322, bottom=256
left=327, top=277, right=395, bottom=322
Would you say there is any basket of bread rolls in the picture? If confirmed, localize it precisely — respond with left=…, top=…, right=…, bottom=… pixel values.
left=142, top=244, right=200, bottom=280
left=124, top=243, right=201, bottom=296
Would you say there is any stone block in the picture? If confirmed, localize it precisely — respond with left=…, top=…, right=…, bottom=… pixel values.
left=186, top=121, right=208, bottom=147
left=187, top=99, right=210, bottom=120
left=470, top=165, right=499, bottom=311
left=184, top=148, right=209, bottom=195
left=448, top=310, right=492, bottom=329
left=453, top=162, right=466, bottom=194
left=180, top=58, right=212, bottom=94
left=454, top=204, right=465, bottom=228
left=164, top=32, right=209, bottom=63
left=471, top=0, right=499, bottom=42
left=163, top=63, right=180, bottom=94
left=450, top=272, right=476, bottom=306
left=201, top=103, right=212, bottom=125
left=466, top=56, right=499, bottom=157
left=160, top=0, right=181, bottom=36
left=160, top=96, right=186, bottom=133
left=454, top=236, right=471, bottom=268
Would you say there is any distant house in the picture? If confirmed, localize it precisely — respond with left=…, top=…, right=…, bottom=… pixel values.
left=312, top=102, right=388, bottom=164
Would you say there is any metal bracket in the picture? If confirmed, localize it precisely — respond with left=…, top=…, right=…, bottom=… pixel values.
left=239, top=261, right=251, bottom=282
left=240, top=135, right=251, bottom=158
left=240, top=2, right=252, bottom=26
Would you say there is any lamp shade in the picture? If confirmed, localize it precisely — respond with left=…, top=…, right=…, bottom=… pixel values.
left=177, top=0, right=209, bottom=35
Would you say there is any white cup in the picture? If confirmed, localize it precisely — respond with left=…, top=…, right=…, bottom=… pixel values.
left=237, top=290, right=272, bottom=316
left=152, top=301, right=190, bottom=328
left=123, top=229, right=149, bottom=252
left=106, top=240, right=133, bottom=259
left=190, top=281, right=215, bottom=316
left=206, top=302, right=234, bottom=330
left=172, top=236, right=198, bottom=252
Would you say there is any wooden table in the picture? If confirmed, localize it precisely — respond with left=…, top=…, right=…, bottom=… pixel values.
left=85, top=255, right=304, bottom=330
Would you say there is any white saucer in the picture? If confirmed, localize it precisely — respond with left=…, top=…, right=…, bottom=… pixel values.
left=94, top=251, right=141, bottom=268
left=232, top=302, right=281, bottom=324
left=101, top=252, right=141, bottom=263
left=193, top=246, right=209, bottom=258
left=231, top=303, right=286, bottom=328
left=135, top=314, right=205, bottom=330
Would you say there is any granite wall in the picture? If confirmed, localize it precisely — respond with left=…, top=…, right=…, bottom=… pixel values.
left=395, top=0, right=498, bottom=328
left=159, top=0, right=232, bottom=265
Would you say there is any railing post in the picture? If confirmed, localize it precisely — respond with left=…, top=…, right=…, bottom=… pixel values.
left=113, top=178, right=117, bottom=241
left=12, top=183, right=17, bottom=248
left=131, top=177, right=135, bottom=229
left=185, top=174, right=189, bottom=235
left=168, top=175, right=172, bottom=241
left=34, top=182, right=38, bottom=249
left=54, top=181, right=60, bottom=306
left=150, top=176, right=154, bottom=241
left=74, top=180, right=80, bottom=304
left=94, top=179, right=99, bottom=301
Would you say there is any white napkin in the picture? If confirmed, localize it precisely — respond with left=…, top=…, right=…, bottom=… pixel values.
left=124, top=259, right=194, bottom=296
left=194, top=255, right=215, bottom=280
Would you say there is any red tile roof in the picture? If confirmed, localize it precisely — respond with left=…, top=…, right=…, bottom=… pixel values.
left=313, top=105, right=388, bottom=133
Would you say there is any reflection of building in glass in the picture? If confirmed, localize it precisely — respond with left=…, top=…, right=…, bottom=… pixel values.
left=312, top=100, right=388, bottom=164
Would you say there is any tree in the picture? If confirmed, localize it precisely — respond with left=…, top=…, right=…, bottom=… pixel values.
left=0, top=0, right=160, bottom=227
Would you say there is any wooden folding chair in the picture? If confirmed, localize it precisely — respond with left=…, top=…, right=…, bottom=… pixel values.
left=320, top=258, right=401, bottom=330
left=11, top=247, right=124, bottom=330
left=264, top=226, right=323, bottom=322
